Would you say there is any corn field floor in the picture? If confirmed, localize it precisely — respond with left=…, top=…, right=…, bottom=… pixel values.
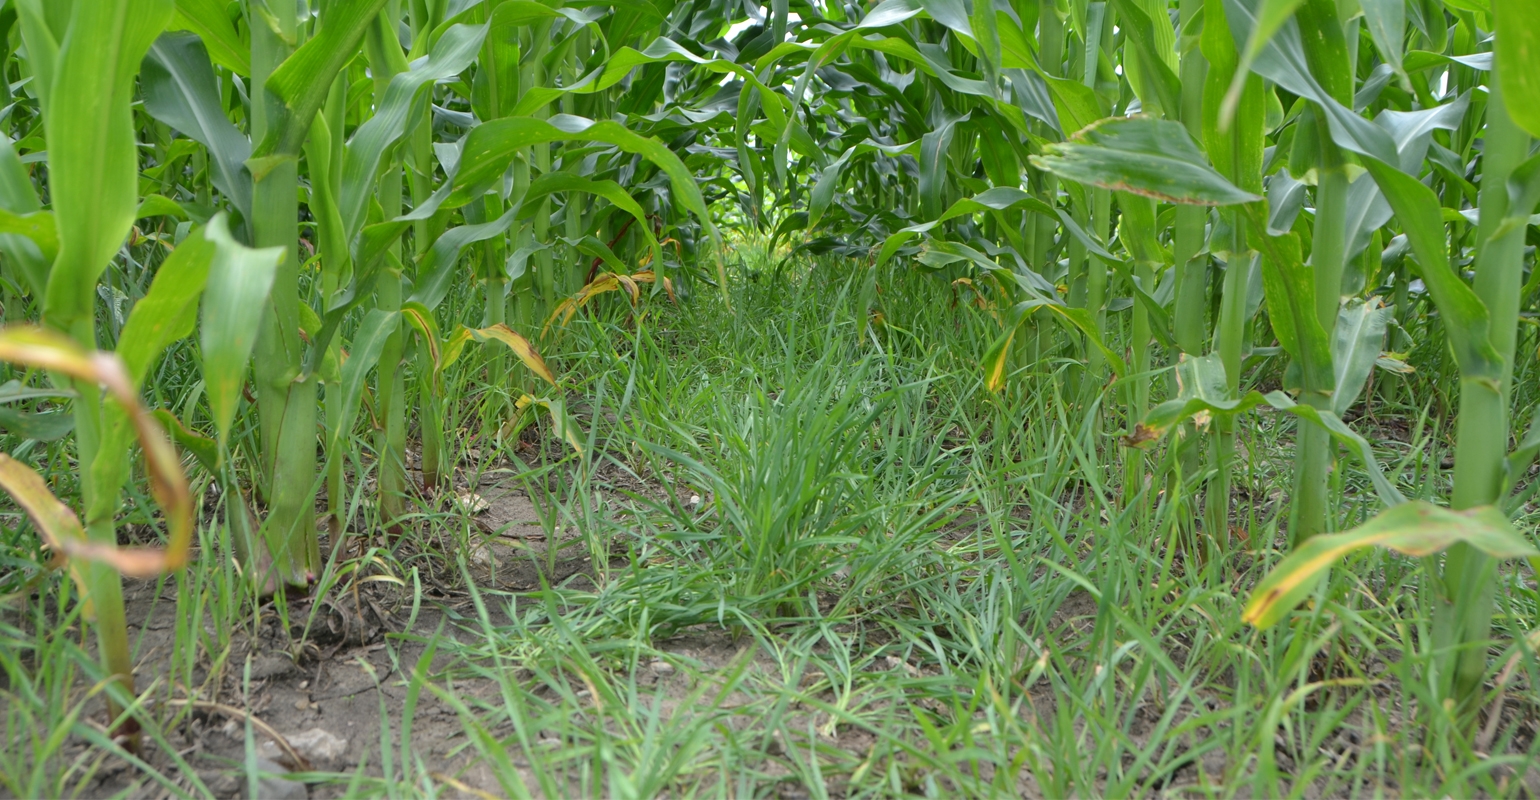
left=5, top=260, right=1540, bottom=799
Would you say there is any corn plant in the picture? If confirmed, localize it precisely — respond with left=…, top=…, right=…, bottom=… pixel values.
left=4, top=0, right=1540, bottom=785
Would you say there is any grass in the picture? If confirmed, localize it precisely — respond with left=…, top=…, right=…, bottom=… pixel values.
left=3, top=246, right=1540, bottom=798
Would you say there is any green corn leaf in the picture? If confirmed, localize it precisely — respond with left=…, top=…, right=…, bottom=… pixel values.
left=1330, top=300, right=1394, bottom=416
left=301, top=250, right=400, bottom=378
left=0, top=135, right=42, bottom=218
left=569, top=235, right=631, bottom=277
left=984, top=298, right=1129, bottom=390
left=0, top=406, right=74, bottom=441
left=1244, top=502, right=1537, bottom=630
left=40, top=0, right=174, bottom=330
left=1406, top=0, right=1450, bottom=51
left=200, top=214, right=282, bottom=449
left=1245, top=216, right=1335, bottom=394
left=1360, top=0, right=1406, bottom=81
left=0, top=381, right=73, bottom=406
left=352, top=115, right=696, bottom=288
left=409, top=207, right=519, bottom=311
left=1266, top=392, right=1406, bottom=506
left=876, top=187, right=1057, bottom=268
left=1494, top=0, right=1540, bottom=138
left=1038, top=72, right=1106, bottom=135
left=1362, top=157, right=1505, bottom=383
left=337, top=23, right=486, bottom=239
left=152, top=409, right=220, bottom=474
left=170, top=0, right=249, bottom=75
left=510, top=37, right=790, bottom=127
left=1030, top=117, right=1263, bottom=205
left=0, top=208, right=58, bottom=267
left=1375, top=95, right=1470, bottom=174
left=0, top=135, right=49, bottom=298
left=135, top=194, right=191, bottom=221
left=916, top=0, right=973, bottom=37
left=918, top=118, right=960, bottom=219
left=117, top=225, right=215, bottom=388
left=470, top=0, right=525, bottom=121
left=255, top=0, right=392, bottom=159
left=1292, top=0, right=1354, bottom=106
left=141, top=31, right=253, bottom=219
left=441, top=115, right=720, bottom=255
left=1221, top=0, right=1398, bottom=164
left=1129, top=385, right=1404, bottom=505
left=1228, top=0, right=1306, bottom=96
left=516, top=173, right=661, bottom=266
left=1493, top=151, right=1540, bottom=241
left=327, top=308, right=400, bottom=458
left=13, top=0, right=61, bottom=115
left=1108, top=0, right=1181, bottom=117
left=1403, top=51, right=1491, bottom=72
left=858, top=0, right=926, bottom=29
left=1126, top=353, right=1253, bottom=441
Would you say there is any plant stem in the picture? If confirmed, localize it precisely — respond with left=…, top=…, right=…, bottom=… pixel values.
left=1440, top=79, right=1530, bottom=723
left=1289, top=145, right=1347, bottom=547
left=251, top=0, right=315, bottom=587
left=367, top=8, right=409, bottom=526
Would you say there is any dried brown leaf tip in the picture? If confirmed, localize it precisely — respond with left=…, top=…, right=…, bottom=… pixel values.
left=1120, top=424, right=1163, bottom=447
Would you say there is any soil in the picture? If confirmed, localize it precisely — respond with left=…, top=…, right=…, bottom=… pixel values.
left=12, top=469, right=824, bottom=800
left=5, top=474, right=585, bottom=798
left=12, top=459, right=1540, bottom=798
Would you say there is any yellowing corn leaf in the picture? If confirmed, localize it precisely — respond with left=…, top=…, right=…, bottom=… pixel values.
left=439, top=324, right=556, bottom=386
left=1243, top=502, right=1538, bottom=629
left=0, top=455, right=171, bottom=578
left=511, top=394, right=585, bottom=459
left=0, top=326, right=193, bottom=570
left=401, top=302, right=444, bottom=384
left=541, top=271, right=657, bottom=336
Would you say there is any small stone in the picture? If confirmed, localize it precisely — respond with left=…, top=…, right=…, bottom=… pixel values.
left=286, top=728, right=349, bottom=766
left=455, top=491, right=490, bottom=514
left=260, top=728, right=349, bottom=771
left=649, top=659, right=675, bottom=676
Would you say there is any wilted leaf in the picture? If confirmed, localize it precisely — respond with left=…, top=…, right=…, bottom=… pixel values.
left=0, top=327, right=193, bottom=571
left=466, top=324, right=556, bottom=386
left=1244, top=502, right=1537, bottom=629
left=512, top=395, right=585, bottom=459
left=0, top=454, right=175, bottom=578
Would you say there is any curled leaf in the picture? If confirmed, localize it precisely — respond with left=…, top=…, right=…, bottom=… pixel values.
left=1244, top=502, right=1538, bottom=629
left=442, top=324, right=556, bottom=387
left=541, top=271, right=657, bottom=337
left=0, top=455, right=172, bottom=578
left=0, top=326, right=193, bottom=576
left=511, top=395, right=585, bottom=459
